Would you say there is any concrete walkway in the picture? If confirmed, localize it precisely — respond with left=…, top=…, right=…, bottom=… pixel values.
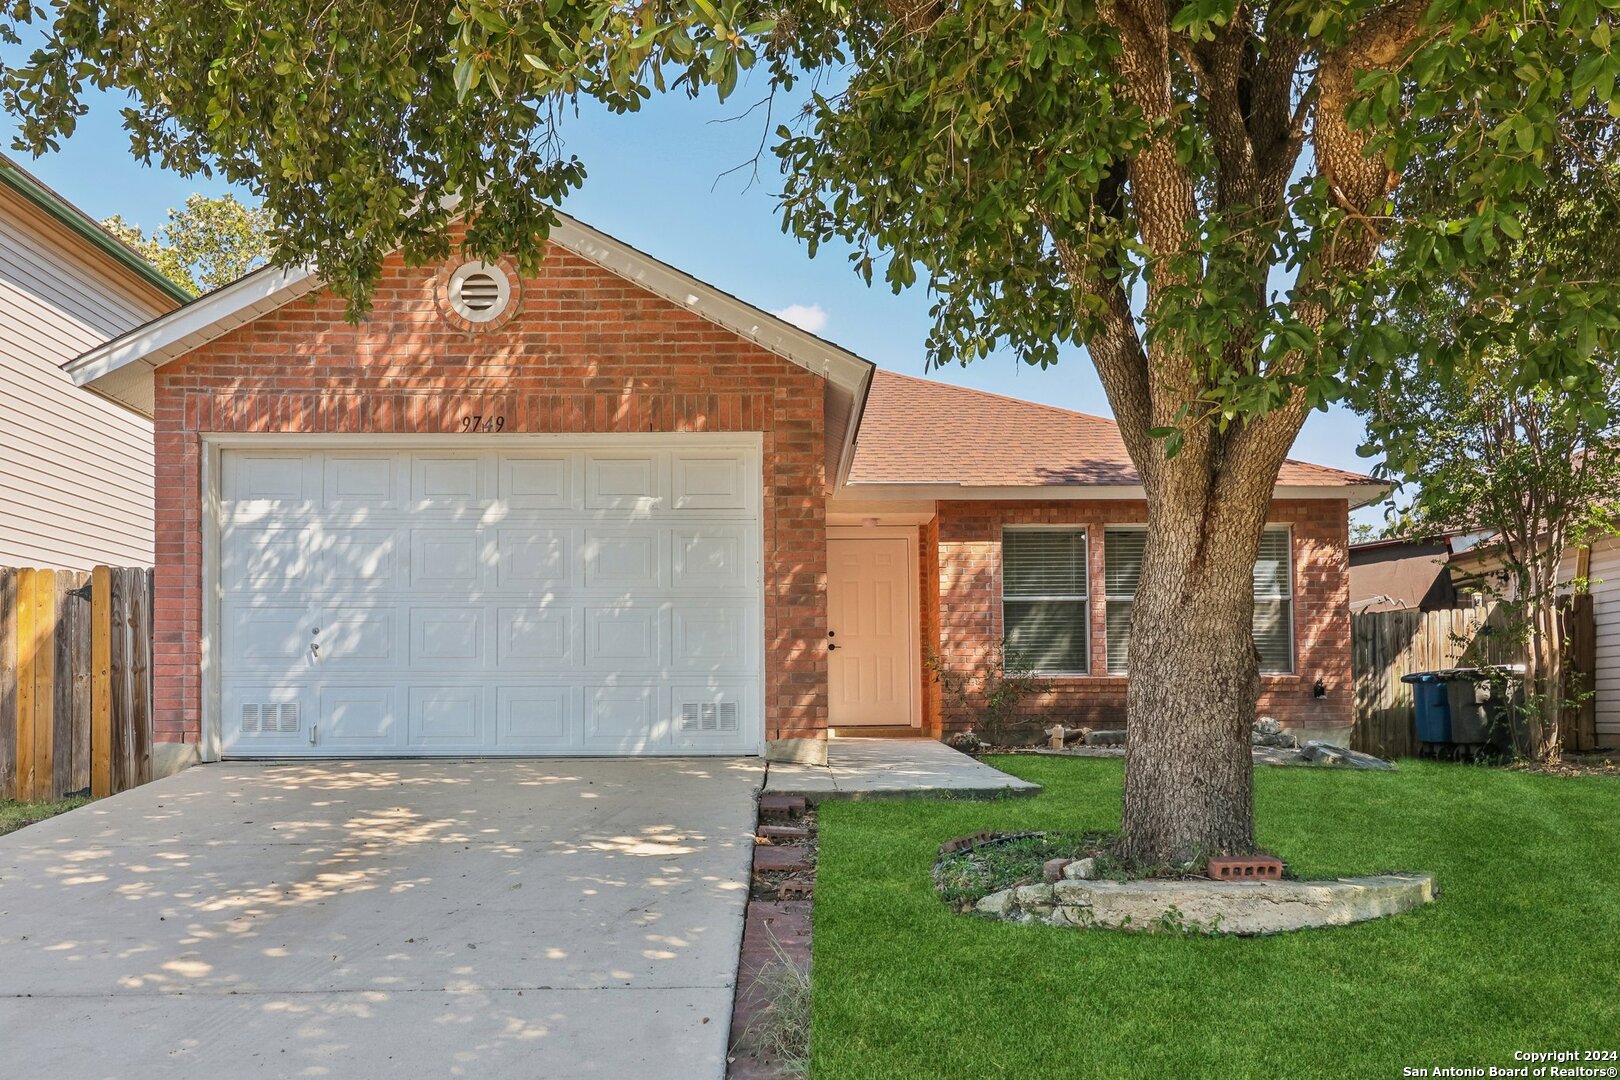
left=0, top=758, right=763, bottom=1078
left=764, top=737, right=1040, bottom=802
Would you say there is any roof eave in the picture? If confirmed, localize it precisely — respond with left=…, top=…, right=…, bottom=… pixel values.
left=836, top=481, right=1392, bottom=507
left=64, top=263, right=321, bottom=408
left=0, top=155, right=193, bottom=306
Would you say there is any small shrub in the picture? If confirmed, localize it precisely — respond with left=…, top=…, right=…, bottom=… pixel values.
left=932, top=831, right=1105, bottom=908
left=928, top=642, right=1050, bottom=745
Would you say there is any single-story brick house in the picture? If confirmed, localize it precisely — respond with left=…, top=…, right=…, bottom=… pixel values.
left=65, top=215, right=1382, bottom=771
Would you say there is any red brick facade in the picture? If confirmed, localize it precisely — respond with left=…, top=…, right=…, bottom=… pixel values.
left=930, top=498, right=1354, bottom=741
left=150, top=244, right=829, bottom=749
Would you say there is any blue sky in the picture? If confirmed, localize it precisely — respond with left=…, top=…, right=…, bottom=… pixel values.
left=2, top=74, right=1386, bottom=521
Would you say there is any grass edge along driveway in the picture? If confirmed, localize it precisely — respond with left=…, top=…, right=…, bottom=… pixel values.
left=811, top=755, right=1620, bottom=1079
left=0, top=797, right=87, bottom=838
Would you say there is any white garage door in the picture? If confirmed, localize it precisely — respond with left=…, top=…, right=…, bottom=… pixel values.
left=217, top=441, right=763, bottom=756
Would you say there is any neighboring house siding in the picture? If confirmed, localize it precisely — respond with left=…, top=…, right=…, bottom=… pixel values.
left=1589, top=536, right=1620, bottom=741
left=0, top=186, right=171, bottom=568
left=933, top=497, right=1353, bottom=741
left=149, top=242, right=828, bottom=749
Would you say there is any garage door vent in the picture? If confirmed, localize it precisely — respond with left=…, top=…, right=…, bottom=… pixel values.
left=241, top=702, right=300, bottom=734
left=681, top=701, right=740, bottom=734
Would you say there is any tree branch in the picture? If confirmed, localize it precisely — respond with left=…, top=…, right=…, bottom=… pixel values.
left=1043, top=207, right=1156, bottom=466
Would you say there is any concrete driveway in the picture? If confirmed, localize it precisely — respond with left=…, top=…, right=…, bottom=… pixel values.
left=0, top=758, right=763, bottom=1078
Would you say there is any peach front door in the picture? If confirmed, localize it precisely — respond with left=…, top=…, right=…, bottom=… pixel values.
left=827, top=532, right=918, bottom=727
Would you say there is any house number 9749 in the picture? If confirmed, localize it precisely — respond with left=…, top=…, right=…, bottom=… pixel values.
left=460, top=415, right=506, bottom=433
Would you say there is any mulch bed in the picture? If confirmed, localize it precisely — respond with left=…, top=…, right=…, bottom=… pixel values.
left=727, top=796, right=816, bottom=1079
left=1508, top=753, right=1620, bottom=779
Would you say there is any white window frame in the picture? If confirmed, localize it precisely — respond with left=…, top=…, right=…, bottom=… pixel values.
left=1102, top=523, right=1296, bottom=676
left=999, top=525, right=1091, bottom=676
left=1103, top=525, right=1145, bottom=675
left=1254, top=525, right=1296, bottom=675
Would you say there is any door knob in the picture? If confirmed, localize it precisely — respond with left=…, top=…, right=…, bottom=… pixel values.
left=828, top=643, right=839, bottom=651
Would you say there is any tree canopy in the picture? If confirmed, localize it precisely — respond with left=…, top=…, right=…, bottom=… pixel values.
left=103, top=192, right=273, bottom=295
left=5, top=0, right=1613, bottom=425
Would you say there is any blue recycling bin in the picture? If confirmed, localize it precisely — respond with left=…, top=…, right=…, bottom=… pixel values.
left=1401, top=672, right=1452, bottom=744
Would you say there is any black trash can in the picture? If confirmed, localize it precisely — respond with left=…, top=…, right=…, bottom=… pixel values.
left=1437, top=666, right=1524, bottom=751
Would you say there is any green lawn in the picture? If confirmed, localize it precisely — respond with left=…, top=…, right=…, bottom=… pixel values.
left=0, top=797, right=88, bottom=838
left=811, top=756, right=1620, bottom=1078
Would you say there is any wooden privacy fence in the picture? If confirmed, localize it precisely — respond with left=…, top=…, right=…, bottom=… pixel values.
left=1351, top=596, right=1597, bottom=758
left=0, top=567, right=152, bottom=801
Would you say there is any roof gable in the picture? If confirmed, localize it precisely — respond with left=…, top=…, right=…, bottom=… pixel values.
left=62, top=212, right=874, bottom=484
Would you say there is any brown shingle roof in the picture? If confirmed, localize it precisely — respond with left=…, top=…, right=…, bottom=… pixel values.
left=846, top=369, right=1378, bottom=489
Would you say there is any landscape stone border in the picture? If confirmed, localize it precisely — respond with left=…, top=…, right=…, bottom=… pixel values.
left=973, top=872, right=1436, bottom=935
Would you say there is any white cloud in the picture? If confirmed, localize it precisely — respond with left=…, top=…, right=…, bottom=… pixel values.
left=770, top=303, right=829, bottom=334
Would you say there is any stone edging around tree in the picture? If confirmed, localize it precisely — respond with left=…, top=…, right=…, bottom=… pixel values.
left=973, top=872, right=1436, bottom=935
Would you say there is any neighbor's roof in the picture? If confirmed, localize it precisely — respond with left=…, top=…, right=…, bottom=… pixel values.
left=61, top=211, right=875, bottom=487
left=844, top=370, right=1387, bottom=504
left=0, top=154, right=192, bottom=306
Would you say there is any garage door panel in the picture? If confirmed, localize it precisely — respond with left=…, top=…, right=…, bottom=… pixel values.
left=409, top=607, right=487, bottom=666
left=498, top=454, right=574, bottom=510
left=497, top=685, right=576, bottom=747
left=582, top=529, right=662, bottom=590
left=408, top=686, right=484, bottom=747
left=323, top=453, right=401, bottom=510
left=219, top=444, right=761, bottom=757
left=583, top=605, right=663, bottom=670
left=222, top=527, right=315, bottom=593
left=496, top=606, right=574, bottom=667
left=318, top=605, right=401, bottom=666
left=409, top=529, right=488, bottom=592
left=671, top=528, right=751, bottom=591
left=319, top=685, right=400, bottom=748
left=323, top=527, right=403, bottom=591
left=495, top=529, right=570, bottom=587
left=673, top=453, right=749, bottom=510
left=224, top=604, right=312, bottom=666
left=586, top=685, right=663, bottom=749
left=224, top=452, right=316, bottom=506
left=408, top=451, right=485, bottom=510
left=672, top=606, right=753, bottom=672
left=585, top=453, right=665, bottom=510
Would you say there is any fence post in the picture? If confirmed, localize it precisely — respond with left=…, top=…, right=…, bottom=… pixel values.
left=17, top=568, right=37, bottom=800
left=0, top=569, right=15, bottom=801
left=31, top=571, right=55, bottom=801
left=69, top=572, right=91, bottom=794
left=51, top=572, right=75, bottom=799
left=91, top=565, right=112, bottom=799
left=109, top=568, right=129, bottom=793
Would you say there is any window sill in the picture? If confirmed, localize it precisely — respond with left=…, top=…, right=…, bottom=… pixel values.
left=1035, top=674, right=1129, bottom=687
left=1032, top=673, right=1299, bottom=686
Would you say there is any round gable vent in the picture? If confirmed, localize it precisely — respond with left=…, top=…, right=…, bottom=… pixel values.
left=447, top=261, right=512, bottom=323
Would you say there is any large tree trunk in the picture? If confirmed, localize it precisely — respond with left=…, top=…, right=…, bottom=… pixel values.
left=1119, top=466, right=1274, bottom=865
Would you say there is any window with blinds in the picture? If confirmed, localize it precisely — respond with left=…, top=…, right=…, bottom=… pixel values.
left=1001, top=528, right=1089, bottom=673
left=1252, top=527, right=1294, bottom=673
left=1103, top=528, right=1145, bottom=674
left=1103, top=525, right=1294, bottom=674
